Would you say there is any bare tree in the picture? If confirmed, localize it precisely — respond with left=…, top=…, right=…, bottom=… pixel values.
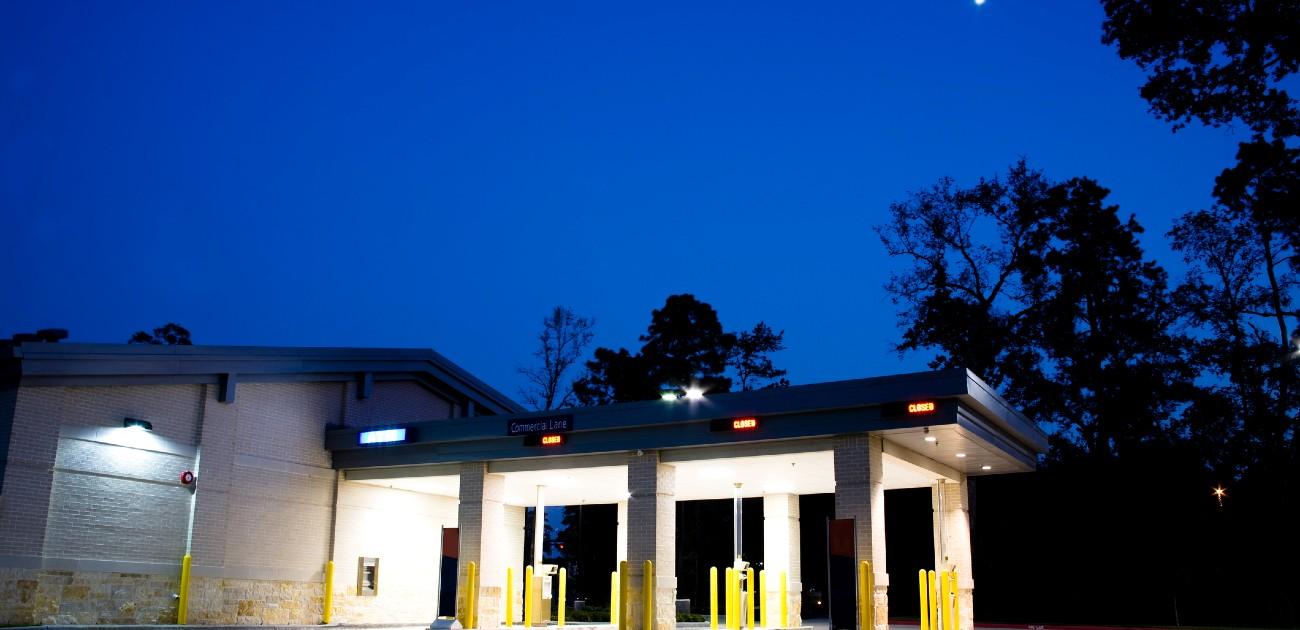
left=519, top=307, right=595, bottom=410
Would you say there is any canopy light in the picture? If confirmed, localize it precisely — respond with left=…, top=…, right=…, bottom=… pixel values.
left=358, top=428, right=408, bottom=446
left=660, top=388, right=680, bottom=402
left=955, top=453, right=967, bottom=458
left=123, top=417, right=153, bottom=431
left=981, top=465, right=992, bottom=470
left=683, top=387, right=705, bottom=401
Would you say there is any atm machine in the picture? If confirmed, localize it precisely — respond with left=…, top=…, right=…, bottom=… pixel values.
left=531, top=563, right=558, bottom=626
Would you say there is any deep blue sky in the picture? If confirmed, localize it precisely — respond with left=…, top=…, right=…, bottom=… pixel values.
left=1, top=1, right=1246, bottom=402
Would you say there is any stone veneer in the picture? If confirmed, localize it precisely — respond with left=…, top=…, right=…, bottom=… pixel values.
left=0, top=568, right=324, bottom=626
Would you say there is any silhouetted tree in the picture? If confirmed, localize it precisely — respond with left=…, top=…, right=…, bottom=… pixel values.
left=128, top=323, right=192, bottom=345
left=1101, top=0, right=1300, bottom=138
left=878, top=163, right=1193, bottom=459
left=518, top=306, right=595, bottom=410
left=573, top=294, right=748, bottom=405
left=729, top=322, right=788, bottom=391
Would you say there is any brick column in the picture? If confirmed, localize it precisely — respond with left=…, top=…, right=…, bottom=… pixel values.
left=457, top=462, right=506, bottom=629
left=933, top=478, right=973, bottom=630
left=833, top=434, right=887, bottom=630
left=763, top=493, right=801, bottom=627
left=626, top=451, right=675, bottom=630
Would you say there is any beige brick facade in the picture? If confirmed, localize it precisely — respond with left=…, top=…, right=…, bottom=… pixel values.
left=0, top=374, right=458, bottom=626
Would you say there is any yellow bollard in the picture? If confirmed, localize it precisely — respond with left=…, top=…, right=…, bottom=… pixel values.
left=746, top=567, right=755, bottom=630
left=949, top=571, right=960, bottom=630
left=918, top=570, right=930, bottom=630
left=730, top=568, right=739, bottom=630
left=728, top=563, right=738, bottom=628
left=524, top=565, right=534, bottom=629
left=644, top=560, right=655, bottom=630
left=710, top=567, right=719, bottom=630
left=857, top=561, right=869, bottom=630
left=779, top=571, right=788, bottom=629
left=759, top=570, right=768, bottom=629
left=611, top=570, right=620, bottom=626
left=940, top=572, right=953, bottom=630
left=866, top=561, right=875, bottom=630
left=323, top=560, right=335, bottom=624
left=619, top=560, right=630, bottom=630
left=927, top=570, right=939, bottom=630
left=559, top=567, right=567, bottom=627
left=506, top=566, right=515, bottom=628
left=471, top=561, right=481, bottom=629
left=177, top=553, right=192, bottom=624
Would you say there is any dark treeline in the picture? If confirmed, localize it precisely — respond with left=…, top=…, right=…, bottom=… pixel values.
left=875, top=2, right=1300, bottom=625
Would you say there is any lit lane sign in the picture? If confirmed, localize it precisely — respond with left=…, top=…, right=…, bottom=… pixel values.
left=711, top=417, right=761, bottom=432
left=881, top=400, right=943, bottom=418
left=358, top=428, right=409, bottom=446
left=908, top=401, right=936, bottom=414
left=507, top=414, right=574, bottom=436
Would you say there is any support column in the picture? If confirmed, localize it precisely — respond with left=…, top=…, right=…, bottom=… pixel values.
left=617, top=500, right=628, bottom=563
left=457, top=462, right=506, bottom=629
left=626, top=451, right=676, bottom=630
left=833, top=434, right=888, bottom=630
left=933, top=478, right=974, bottom=630
left=763, top=494, right=801, bottom=628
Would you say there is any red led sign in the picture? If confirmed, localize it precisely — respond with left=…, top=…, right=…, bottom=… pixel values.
left=908, top=401, right=936, bottom=414
left=523, top=433, right=567, bottom=447
left=732, top=417, right=759, bottom=430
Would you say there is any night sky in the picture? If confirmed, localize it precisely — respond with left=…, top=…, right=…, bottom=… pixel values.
left=1, top=1, right=1244, bottom=401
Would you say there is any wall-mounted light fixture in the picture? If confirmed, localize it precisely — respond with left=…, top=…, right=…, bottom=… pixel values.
left=123, top=417, right=153, bottom=431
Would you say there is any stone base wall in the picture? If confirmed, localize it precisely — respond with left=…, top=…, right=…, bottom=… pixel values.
left=0, top=568, right=324, bottom=626
left=187, top=576, right=322, bottom=625
left=0, top=568, right=179, bottom=625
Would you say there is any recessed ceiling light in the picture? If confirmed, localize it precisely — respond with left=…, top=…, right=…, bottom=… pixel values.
left=981, top=465, right=992, bottom=470
left=924, top=436, right=937, bottom=442
left=955, top=453, right=967, bottom=458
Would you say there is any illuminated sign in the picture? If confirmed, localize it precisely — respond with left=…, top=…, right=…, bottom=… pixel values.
left=711, top=417, right=761, bottom=432
left=907, top=401, right=936, bottom=414
left=881, top=400, right=944, bottom=418
left=358, top=428, right=408, bottom=446
left=508, top=414, right=575, bottom=436
left=524, top=433, right=567, bottom=447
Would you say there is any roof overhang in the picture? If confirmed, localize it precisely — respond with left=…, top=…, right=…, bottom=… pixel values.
left=327, top=368, right=1047, bottom=475
left=1, top=342, right=522, bottom=415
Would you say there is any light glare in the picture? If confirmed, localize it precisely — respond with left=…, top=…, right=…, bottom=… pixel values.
left=684, top=387, right=705, bottom=401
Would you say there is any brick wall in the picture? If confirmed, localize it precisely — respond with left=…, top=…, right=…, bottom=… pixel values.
left=0, top=375, right=461, bottom=626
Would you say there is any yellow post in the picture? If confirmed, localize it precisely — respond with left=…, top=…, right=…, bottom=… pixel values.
left=506, top=566, right=514, bottom=628
left=759, top=570, right=768, bottom=629
left=559, top=567, right=567, bottom=627
left=730, top=568, right=739, bottom=630
left=866, top=561, right=875, bottom=630
left=643, top=560, right=655, bottom=630
left=323, top=560, right=335, bottom=624
left=611, top=570, right=620, bottom=626
left=779, top=571, right=788, bottom=629
left=177, top=553, right=192, bottom=624
left=927, top=570, right=939, bottom=630
left=940, top=572, right=953, bottom=630
left=917, top=570, right=930, bottom=630
left=710, top=567, right=719, bottom=630
left=469, top=561, right=479, bottom=630
left=524, top=565, right=534, bottom=629
left=619, top=560, right=630, bottom=630
left=746, top=567, right=755, bottom=630
left=948, top=571, right=960, bottom=630
left=857, top=561, right=869, bottom=630
left=728, top=566, right=738, bottom=626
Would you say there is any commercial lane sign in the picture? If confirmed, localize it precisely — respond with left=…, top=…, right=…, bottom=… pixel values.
left=507, top=414, right=574, bottom=436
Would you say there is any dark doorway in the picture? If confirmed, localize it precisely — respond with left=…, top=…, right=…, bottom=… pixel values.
left=885, top=487, right=936, bottom=621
